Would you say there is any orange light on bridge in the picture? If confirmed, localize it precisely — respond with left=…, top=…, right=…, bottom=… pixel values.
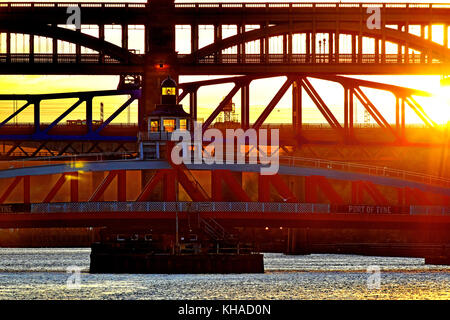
left=155, top=63, right=169, bottom=70
left=70, top=161, right=85, bottom=170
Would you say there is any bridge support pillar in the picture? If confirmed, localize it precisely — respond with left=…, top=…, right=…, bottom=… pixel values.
left=286, top=228, right=310, bottom=255
left=140, top=0, right=178, bottom=130
left=241, top=84, right=250, bottom=129
left=140, top=66, right=179, bottom=130
left=292, top=79, right=302, bottom=134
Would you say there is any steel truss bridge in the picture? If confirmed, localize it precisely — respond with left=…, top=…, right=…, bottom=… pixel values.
left=0, top=2, right=449, bottom=259
left=0, top=157, right=448, bottom=229
left=1, top=2, right=450, bottom=75
left=0, top=74, right=446, bottom=161
left=0, top=1, right=449, bottom=155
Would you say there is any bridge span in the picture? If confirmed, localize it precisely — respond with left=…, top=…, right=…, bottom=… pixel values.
left=0, top=201, right=448, bottom=230
left=1, top=2, right=450, bottom=75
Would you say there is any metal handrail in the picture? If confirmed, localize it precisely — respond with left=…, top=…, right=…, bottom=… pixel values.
left=179, top=148, right=450, bottom=187
left=28, top=201, right=449, bottom=216
left=277, top=155, right=450, bottom=188
left=0, top=3, right=444, bottom=9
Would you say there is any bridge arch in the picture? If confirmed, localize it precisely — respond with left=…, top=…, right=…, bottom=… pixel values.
left=0, top=22, right=142, bottom=64
left=182, top=21, right=450, bottom=63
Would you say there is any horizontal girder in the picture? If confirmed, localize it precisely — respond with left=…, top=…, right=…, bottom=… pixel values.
left=0, top=3, right=450, bottom=75
left=0, top=159, right=448, bottom=196
left=2, top=3, right=450, bottom=25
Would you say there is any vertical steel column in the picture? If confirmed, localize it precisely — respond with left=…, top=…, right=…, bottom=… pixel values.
left=70, top=172, right=79, bottom=202
left=76, top=29, right=81, bottom=64
left=358, top=34, right=362, bottom=63
left=311, top=20, right=316, bottom=63
left=211, top=170, right=223, bottom=201
left=189, top=90, right=197, bottom=121
left=304, top=176, right=317, bottom=203
left=117, top=170, right=126, bottom=202
left=258, top=175, right=270, bottom=202
left=283, top=33, right=288, bottom=63
left=240, top=24, right=246, bottom=63
left=381, top=6, right=386, bottom=63
left=420, top=25, right=426, bottom=63
left=34, top=99, right=40, bottom=134
left=397, top=24, right=403, bottom=63
left=349, top=88, right=354, bottom=137
left=86, top=98, right=93, bottom=133
left=428, top=23, right=433, bottom=63
left=344, top=87, right=354, bottom=142
left=99, top=24, right=105, bottom=63
left=328, top=32, right=333, bottom=63
left=306, top=32, right=311, bottom=63
left=401, top=97, right=406, bottom=142
left=214, top=24, right=222, bottom=63
left=445, top=24, right=449, bottom=49
left=351, top=34, right=356, bottom=63
left=292, top=78, right=302, bottom=133
left=264, top=22, right=269, bottom=63
left=23, top=176, right=30, bottom=204
left=395, top=96, right=400, bottom=131
left=241, top=83, right=250, bottom=129
left=163, top=170, right=176, bottom=201
left=335, top=22, right=340, bottom=63
left=122, top=24, right=128, bottom=49
left=29, top=34, right=34, bottom=63
left=237, top=24, right=242, bottom=63
left=191, top=24, right=198, bottom=60
left=288, top=20, right=293, bottom=64
left=405, top=22, right=409, bottom=63
left=53, top=26, right=58, bottom=63
left=344, top=87, right=349, bottom=135
left=351, top=181, right=362, bottom=204
left=260, top=23, right=265, bottom=63
left=6, top=32, right=10, bottom=63
left=375, top=38, right=380, bottom=63
left=358, top=12, right=363, bottom=64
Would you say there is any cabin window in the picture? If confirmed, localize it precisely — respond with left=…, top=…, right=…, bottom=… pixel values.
left=150, top=120, right=159, bottom=132
left=163, top=119, right=176, bottom=132
left=179, top=119, right=187, bottom=130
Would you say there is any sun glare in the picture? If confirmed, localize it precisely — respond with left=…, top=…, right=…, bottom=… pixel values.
left=432, top=79, right=450, bottom=125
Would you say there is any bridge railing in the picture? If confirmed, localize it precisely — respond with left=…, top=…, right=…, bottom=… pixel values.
left=0, top=2, right=448, bottom=10
left=0, top=53, right=436, bottom=65
left=28, top=201, right=449, bottom=215
left=30, top=201, right=330, bottom=214
left=195, top=53, right=434, bottom=65
left=278, top=156, right=450, bottom=188
left=410, top=205, right=450, bottom=215
left=0, top=53, right=122, bottom=64
left=174, top=3, right=446, bottom=9
left=0, top=2, right=146, bottom=8
left=189, top=151, right=450, bottom=187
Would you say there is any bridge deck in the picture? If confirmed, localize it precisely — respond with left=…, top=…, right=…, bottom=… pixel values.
left=0, top=159, right=449, bottom=195
left=0, top=201, right=448, bottom=229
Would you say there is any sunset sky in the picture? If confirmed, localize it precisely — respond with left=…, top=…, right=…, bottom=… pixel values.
left=0, top=0, right=449, bottom=126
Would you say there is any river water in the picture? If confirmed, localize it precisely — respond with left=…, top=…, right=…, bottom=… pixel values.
left=0, top=248, right=448, bottom=299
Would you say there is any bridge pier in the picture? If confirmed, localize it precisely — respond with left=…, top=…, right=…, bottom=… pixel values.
left=425, top=252, right=450, bottom=265
left=286, top=228, right=310, bottom=255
